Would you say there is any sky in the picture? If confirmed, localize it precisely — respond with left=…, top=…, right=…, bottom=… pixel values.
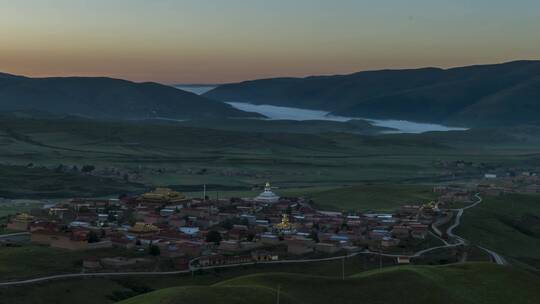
left=1, top=0, right=539, bottom=84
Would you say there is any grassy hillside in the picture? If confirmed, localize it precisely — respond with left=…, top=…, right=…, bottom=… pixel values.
left=205, top=60, right=540, bottom=127
left=119, top=263, right=540, bottom=304
left=0, top=73, right=260, bottom=120
left=456, top=194, right=540, bottom=270
left=0, top=252, right=395, bottom=304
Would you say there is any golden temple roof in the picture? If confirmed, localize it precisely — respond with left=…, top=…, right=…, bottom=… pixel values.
left=274, top=214, right=293, bottom=230
left=139, top=187, right=186, bottom=203
left=129, top=222, right=159, bottom=233
left=14, top=213, right=35, bottom=221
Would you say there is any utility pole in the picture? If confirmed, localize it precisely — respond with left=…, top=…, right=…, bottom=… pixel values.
left=203, top=184, right=206, bottom=200
left=342, top=256, right=345, bottom=280
left=379, top=250, right=383, bottom=271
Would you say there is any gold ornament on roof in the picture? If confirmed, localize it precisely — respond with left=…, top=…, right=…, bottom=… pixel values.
left=274, top=214, right=292, bottom=230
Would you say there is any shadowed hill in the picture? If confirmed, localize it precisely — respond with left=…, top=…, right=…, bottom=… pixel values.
left=119, top=263, right=540, bottom=304
left=205, top=60, right=540, bottom=127
left=0, top=74, right=262, bottom=120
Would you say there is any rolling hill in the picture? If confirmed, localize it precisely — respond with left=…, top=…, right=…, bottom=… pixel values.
left=119, top=263, right=540, bottom=304
left=0, top=73, right=261, bottom=120
left=204, top=60, right=540, bottom=127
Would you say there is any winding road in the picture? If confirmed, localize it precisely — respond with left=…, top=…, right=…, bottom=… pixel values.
left=431, top=193, right=507, bottom=265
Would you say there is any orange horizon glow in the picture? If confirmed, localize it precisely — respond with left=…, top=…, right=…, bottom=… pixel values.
left=1, top=0, right=539, bottom=84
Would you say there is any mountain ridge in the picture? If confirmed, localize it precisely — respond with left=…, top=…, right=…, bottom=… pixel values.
left=0, top=74, right=263, bottom=120
left=204, top=60, right=540, bottom=126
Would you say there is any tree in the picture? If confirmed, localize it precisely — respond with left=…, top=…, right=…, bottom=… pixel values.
left=81, top=165, right=95, bottom=173
left=78, top=206, right=90, bottom=213
left=240, top=217, right=249, bottom=226
left=54, top=164, right=65, bottom=173
left=222, top=219, right=234, bottom=230
left=309, top=231, right=320, bottom=243
left=206, top=230, right=222, bottom=245
left=149, top=244, right=160, bottom=256
left=87, top=231, right=99, bottom=243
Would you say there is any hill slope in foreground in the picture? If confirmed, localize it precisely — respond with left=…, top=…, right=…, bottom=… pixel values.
left=0, top=72, right=260, bottom=120
left=205, top=60, right=540, bottom=127
left=119, top=263, right=540, bottom=304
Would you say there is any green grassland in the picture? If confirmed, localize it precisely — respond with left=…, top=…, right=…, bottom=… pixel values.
left=185, top=183, right=435, bottom=212
left=307, top=183, right=436, bottom=211
left=169, top=118, right=390, bottom=134
left=456, top=193, right=540, bottom=270
left=1, top=116, right=539, bottom=199
left=119, top=263, right=540, bottom=304
left=0, top=245, right=145, bottom=280
left=0, top=164, right=144, bottom=199
left=0, top=254, right=394, bottom=304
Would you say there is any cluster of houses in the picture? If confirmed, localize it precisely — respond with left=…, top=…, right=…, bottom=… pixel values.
left=478, top=170, right=540, bottom=196
left=7, top=183, right=441, bottom=270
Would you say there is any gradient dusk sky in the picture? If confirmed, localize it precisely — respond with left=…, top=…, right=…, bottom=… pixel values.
left=1, top=0, right=539, bottom=84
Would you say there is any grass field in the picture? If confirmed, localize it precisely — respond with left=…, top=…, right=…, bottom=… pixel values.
left=118, top=263, right=540, bottom=304
left=1, top=116, right=539, bottom=199
left=307, top=183, right=436, bottom=211
left=456, top=193, right=540, bottom=270
left=0, top=165, right=144, bottom=199
left=0, top=245, right=145, bottom=280
left=184, top=183, right=436, bottom=212
left=0, top=254, right=396, bottom=304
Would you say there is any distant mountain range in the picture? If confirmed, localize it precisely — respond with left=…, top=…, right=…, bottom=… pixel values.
left=0, top=73, right=261, bottom=120
left=204, top=60, right=540, bottom=127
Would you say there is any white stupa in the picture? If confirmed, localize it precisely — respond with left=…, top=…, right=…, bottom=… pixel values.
left=254, top=182, right=280, bottom=203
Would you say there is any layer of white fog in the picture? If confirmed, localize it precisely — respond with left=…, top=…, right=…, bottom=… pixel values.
left=174, top=85, right=216, bottom=95
left=175, top=85, right=468, bottom=134
left=227, top=102, right=468, bottom=134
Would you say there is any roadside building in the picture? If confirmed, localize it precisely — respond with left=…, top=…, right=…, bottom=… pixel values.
left=7, top=213, right=35, bottom=231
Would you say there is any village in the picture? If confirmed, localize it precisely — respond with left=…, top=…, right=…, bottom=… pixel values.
left=3, top=170, right=537, bottom=275
left=0, top=183, right=454, bottom=272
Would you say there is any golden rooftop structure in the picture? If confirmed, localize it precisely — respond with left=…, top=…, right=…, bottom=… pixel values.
left=7, top=213, right=36, bottom=231
left=274, top=214, right=296, bottom=234
left=14, top=213, right=35, bottom=221
left=138, top=187, right=187, bottom=204
left=129, top=222, right=160, bottom=234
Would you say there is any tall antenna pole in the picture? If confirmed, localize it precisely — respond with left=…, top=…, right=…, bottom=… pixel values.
left=342, top=256, right=345, bottom=280
left=379, top=250, right=383, bottom=271
left=203, top=184, right=206, bottom=200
